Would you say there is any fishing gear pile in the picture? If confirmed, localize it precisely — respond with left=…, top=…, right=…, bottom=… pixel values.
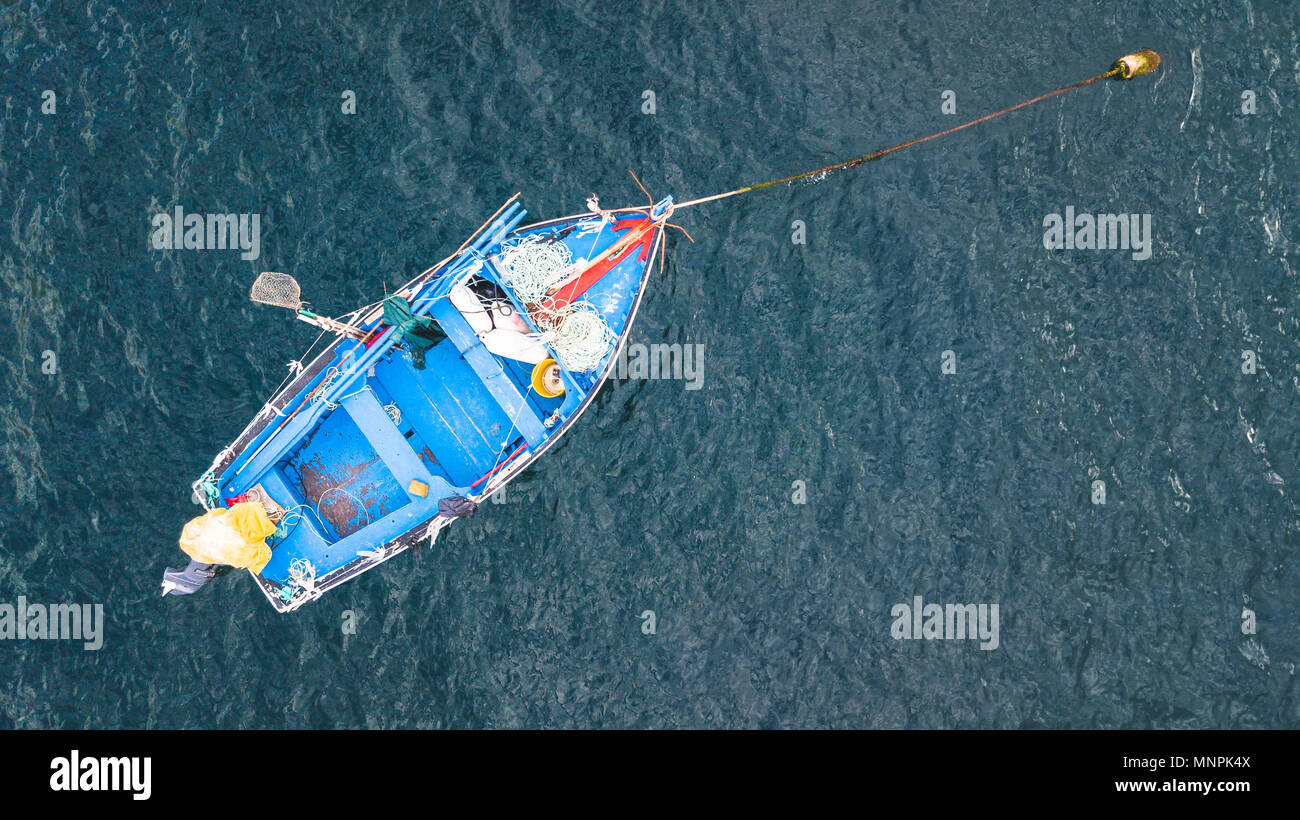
left=498, top=236, right=573, bottom=302
left=497, top=236, right=617, bottom=372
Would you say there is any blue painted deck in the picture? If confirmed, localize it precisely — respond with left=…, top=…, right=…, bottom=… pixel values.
left=285, top=404, right=406, bottom=539
left=210, top=203, right=663, bottom=603
left=373, top=343, right=511, bottom=486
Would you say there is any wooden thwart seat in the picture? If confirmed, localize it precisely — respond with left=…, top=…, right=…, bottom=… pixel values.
left=429, top=299, right=547, bottom=447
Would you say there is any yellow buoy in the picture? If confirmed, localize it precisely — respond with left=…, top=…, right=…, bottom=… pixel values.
left=530, top=358, right=566, bottom=398
left=1112, top=49, right=1161, bottom=80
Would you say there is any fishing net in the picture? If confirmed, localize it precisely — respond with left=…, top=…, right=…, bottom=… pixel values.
left=496, top=236, right=572, bottom=303
left=250, top=271, right=303, bottom=310
left=542, top=301, right=615, bottom=372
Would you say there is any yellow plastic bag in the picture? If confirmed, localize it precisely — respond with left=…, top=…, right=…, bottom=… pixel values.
left=178, top=502, right=276, bottom=573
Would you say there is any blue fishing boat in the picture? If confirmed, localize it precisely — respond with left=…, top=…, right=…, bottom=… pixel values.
left=165, top=194, right=669, bottom=611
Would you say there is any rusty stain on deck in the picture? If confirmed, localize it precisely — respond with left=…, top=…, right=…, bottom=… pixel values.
left=298, top=453, right=392, bottom=537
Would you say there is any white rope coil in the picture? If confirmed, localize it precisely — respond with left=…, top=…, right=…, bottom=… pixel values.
left=543, top=301, right=615, bottom=372
left=288, top=558, right=317, bottom=593
left=496, top=236, right=573, bottom=303
left=315, top=486, right=373, bottom=529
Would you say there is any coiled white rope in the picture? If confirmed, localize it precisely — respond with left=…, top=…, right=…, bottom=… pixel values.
left=496, top=235, right=573, bottom=303
left=287, top=558, right=317, bottom=594
left=542, top=301, right=615, bottom=372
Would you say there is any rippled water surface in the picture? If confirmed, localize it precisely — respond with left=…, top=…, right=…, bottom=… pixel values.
left=1, top=0, right=1297, bottom=728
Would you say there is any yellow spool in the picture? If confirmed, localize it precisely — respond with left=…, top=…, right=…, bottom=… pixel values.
left=530, top=358, right=566, bottom=398
left=1112, top=49, right=1161, bottom=80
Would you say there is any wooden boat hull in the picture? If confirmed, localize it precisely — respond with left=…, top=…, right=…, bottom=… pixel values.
left=187, top=204, right=665, bottom=612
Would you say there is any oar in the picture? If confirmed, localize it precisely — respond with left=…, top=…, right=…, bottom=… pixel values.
left=541, top=218, right=658, bottom=311
left=545, top=218, right=657, bottom=295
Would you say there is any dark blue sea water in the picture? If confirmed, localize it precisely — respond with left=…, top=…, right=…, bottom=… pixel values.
left=1, top=0, right=1297, bottom=728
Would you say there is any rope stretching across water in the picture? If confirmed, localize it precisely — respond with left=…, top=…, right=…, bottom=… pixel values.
left=672, top=67, right=1125, bottom=211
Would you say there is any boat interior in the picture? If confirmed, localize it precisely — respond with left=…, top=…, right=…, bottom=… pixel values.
left=212, top=209, right=658, bottom=589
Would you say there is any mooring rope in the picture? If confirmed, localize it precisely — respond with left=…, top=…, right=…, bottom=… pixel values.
left=646, top=51, right=1161, bottom=213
